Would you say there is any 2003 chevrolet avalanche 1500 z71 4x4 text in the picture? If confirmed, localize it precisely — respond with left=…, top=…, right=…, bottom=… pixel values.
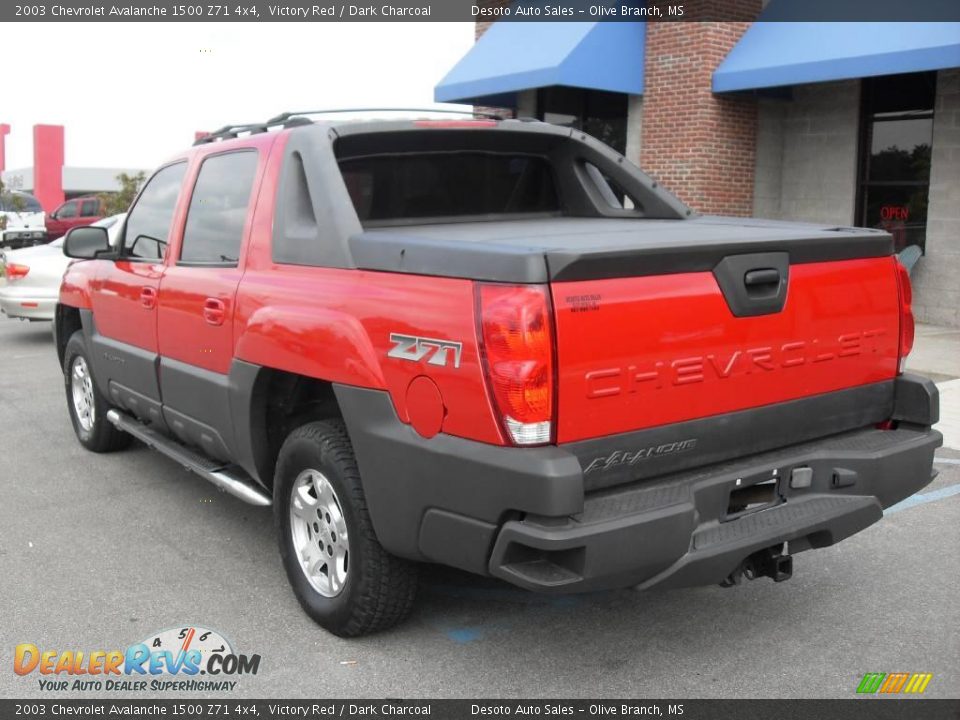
left=54, top=113, right=941, bottom=636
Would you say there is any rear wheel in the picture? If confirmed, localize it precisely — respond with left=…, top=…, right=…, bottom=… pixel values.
left=275, top=420, right=418, bottom=636
left=63, top=331, right=130, bottom=453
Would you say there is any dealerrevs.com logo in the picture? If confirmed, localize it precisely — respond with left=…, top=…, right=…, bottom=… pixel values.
left=14, top=626, right=261, bottom=692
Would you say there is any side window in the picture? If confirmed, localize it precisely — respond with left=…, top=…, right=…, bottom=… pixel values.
left=58, top=201, right=78, bottom=219
left=180, top=151, right=258, bottom=265
left=122, top=162, right=187, bottom=260
left=80, top=199, right=99, bottom=217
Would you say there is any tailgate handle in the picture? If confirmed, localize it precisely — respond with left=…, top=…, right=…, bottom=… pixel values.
left=744, top=268, right=781, bottom=288
left=713, top=252, right=789, bottom=318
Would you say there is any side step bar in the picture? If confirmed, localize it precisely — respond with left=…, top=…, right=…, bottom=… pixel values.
left=106, top=409, right=272, bottom=507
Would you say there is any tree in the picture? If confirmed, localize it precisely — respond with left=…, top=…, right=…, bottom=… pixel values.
left=99, top=171, right=146, bottom=216
left=0, top=177, right=26, bottom=232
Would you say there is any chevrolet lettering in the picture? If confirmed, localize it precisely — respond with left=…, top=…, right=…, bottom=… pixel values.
left=585, top=330, right=886, bottom=398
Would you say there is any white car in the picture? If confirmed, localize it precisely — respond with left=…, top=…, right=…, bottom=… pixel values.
left=0, top=191, right=47, bottom=249
left=0, top=213, right=125, bottom=321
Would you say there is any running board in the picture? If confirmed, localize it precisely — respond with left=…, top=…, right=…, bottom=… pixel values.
left=106, top=409, right=272, bottom=507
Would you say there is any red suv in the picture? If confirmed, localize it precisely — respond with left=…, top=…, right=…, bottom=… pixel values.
left=45, top=196, right=104, bottom=240
left=53, top=112, right=940, bottom=637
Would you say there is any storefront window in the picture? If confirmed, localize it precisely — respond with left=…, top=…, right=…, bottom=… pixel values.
left=857, top=72, right=936, bottom=252
left=536, top=87, right=628, bottom=155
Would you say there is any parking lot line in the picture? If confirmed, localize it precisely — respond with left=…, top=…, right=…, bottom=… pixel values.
left=884, top=482, right=960, bottom=515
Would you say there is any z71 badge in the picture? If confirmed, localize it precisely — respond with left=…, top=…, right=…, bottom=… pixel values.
left=388, top=333, right=463, bottom=369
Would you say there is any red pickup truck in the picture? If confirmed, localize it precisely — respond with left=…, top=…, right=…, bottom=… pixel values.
left=55, top=114, right=941, bottom=637
left=46, top=195, right=105, bottom=240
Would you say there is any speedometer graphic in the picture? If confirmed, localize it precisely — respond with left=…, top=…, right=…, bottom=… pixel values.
left=139, top=625, right=234, bottom=669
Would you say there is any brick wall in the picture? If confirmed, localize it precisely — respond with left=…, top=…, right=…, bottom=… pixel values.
left=753, top=80, right=861, bottom=226
left=912, top=69, right=960, bottom=328
left=640, top=10, right=761, bottom=216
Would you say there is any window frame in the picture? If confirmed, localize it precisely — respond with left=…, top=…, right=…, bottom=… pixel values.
left=80, top=198, right=100, bottom=217
left=338, top=149, right=564, bottom=228
left=118, top=160, right=188, bottom=262
left=175, top=149, right=259, bottom=269
left=57, top=200, right=79, bottom=219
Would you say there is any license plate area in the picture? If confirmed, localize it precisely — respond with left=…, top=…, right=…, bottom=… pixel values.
left=724, top=472, right=784, bottom=521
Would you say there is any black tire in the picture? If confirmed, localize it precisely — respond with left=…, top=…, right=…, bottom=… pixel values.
left=275, top=420, right=418, bottom=637
left=63, top=330, right=131, bottom=453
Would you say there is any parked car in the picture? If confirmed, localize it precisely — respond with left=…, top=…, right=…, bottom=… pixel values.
left=1, top=214, right=124, bottom=321
left=0, top=190, right=47, bottom=249
left=45, top=196, right=105, bottom=240
left=54, top=114, right=940, bottom=637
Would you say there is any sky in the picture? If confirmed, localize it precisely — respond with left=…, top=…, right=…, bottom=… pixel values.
left=2, top=22, right=475, bottom=170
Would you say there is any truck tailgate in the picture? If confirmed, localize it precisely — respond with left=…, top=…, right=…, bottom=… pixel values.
left=552, top=256, right=901, bottom=443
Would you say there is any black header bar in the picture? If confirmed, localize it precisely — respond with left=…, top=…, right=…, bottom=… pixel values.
left=4, top=0, right=960, bottom=22
left=2, top=700, right=960, bottom=720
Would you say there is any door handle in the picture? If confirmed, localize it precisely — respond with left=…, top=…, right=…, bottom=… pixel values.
left=744, top=268, right=781, bottom=287
left=140, top=287, right=157, bottom=309
left=203, top=298, right=226, bottom=326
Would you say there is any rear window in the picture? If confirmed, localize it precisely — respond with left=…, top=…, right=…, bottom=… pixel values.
left=0, top=192, right=42, bottom=213
left=339, top=153, right=559, bottom=223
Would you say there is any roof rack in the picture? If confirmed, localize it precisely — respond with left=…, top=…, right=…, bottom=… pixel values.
left=266, top=107, right=506, bottom=124
left=195, top=107, right=507, bottom=145
left=193, top=123, right=270, bottom=145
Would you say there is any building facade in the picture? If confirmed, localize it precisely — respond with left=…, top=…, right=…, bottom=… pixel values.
left=436, top=10, right=960, bottom=326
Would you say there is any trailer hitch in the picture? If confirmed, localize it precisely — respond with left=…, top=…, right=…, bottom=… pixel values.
left=720, top=544, right=793, bottom=587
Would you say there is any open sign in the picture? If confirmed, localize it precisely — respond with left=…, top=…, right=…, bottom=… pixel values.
left=881, top=205, right=909, bottom=221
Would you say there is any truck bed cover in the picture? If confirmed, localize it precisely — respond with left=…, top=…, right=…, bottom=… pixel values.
left=350, top=216, right=893, bottom=282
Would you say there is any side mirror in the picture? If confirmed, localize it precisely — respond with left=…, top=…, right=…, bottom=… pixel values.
left=63, top=226, right=110, bottom=259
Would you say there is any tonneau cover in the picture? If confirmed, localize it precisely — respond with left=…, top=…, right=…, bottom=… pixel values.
left=349, top=216, right=893, bottom=283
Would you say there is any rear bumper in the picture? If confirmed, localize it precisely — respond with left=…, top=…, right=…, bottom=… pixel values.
left=488, top=425, right=940, bottom=592
left=334, top=376, right=940, bottom=593
left=0, top=289, right=56, bottom=320
left=0, top=230, right=47, bottom=249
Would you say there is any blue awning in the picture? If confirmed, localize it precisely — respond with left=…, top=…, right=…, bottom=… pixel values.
left=435, top=21, right=645, bottom=107
left=714, top=20, right=960, bottom=93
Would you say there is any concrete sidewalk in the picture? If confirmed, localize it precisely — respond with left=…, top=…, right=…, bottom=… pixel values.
left=906, top=323, right=960, bottom=450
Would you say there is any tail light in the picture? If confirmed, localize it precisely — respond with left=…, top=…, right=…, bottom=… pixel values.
left=5, top=263, right=30, bottom=281
left=476, top=283, right=556, bottom=446
left=894, top=260, right=915, bottom=374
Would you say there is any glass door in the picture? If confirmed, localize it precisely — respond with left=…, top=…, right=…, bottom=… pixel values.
left=536, top=87, right=628, bottom=155
left=857, top=72, right=937, bottom=253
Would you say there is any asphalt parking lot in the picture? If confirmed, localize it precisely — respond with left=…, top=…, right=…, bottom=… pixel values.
left=0, top=318, right=957, bottom=700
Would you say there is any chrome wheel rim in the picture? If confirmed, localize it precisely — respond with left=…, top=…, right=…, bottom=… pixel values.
left=71, top=356, right=96, bottom=432
left=289, top=469, right=349, bottom=597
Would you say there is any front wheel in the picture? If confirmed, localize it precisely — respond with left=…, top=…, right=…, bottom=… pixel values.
left=63, top=331, right=130, bottom=453
left=275, top=420, right=418, bottom=637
